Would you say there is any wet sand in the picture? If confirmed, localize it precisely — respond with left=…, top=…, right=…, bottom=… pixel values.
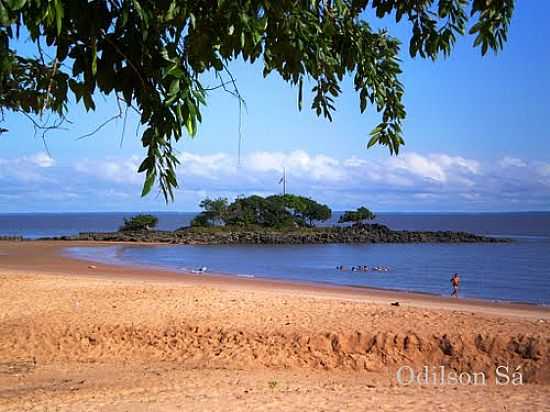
left=1, top=241, right=549, bottom=411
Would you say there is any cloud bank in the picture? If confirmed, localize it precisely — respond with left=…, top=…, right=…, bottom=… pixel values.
left=1, top=150, right=549, bottom=212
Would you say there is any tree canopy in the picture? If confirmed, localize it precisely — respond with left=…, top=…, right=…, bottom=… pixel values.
left=119, top=213, right=158, bottom=231
left=338, top=206, right=375, bottom=225
left=266, top=194, right=331, bottom=226
left=191, top=194, right=331, bottom=228
left=0, top=0, right=514, bottom=198
left=194, top=197, right=229, bottom=226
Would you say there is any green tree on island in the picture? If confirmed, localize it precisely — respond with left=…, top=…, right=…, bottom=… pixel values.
left=190, top=194, right=331, bottom=228
left=119, top=214, right=158, bottom=231
left=225, top=195, right=295, bottom=228
left=338, top=207, right=376, bottom=226
left=0, top=1, right=514, bottom=199
left=190, top=197, right=229, bottom=227
left=266, top=194, right=331, bottom=227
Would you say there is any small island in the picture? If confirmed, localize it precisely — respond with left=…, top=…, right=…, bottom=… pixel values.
left=44, top=195, right=507, bottom=244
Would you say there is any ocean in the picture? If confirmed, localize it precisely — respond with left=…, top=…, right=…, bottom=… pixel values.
left=1, top=212, right=549, bottom=304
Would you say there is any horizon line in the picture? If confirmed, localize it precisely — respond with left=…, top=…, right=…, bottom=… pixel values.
left=1, top=210, right=549, bottom=215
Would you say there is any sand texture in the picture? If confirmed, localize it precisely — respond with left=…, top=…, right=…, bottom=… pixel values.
left=0, top=241, right=549, bottom=411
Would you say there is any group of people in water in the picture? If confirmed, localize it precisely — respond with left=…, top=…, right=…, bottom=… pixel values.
left=189, top=264, right=461, bottom=298
left=336, top=265, right=391, bottom=273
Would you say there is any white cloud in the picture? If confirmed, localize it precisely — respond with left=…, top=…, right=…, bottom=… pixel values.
left=387, top=153, right=479, bottom=183
left=2, top=149, right=550, bottom=211
left=154, top=151, right=473, bottom=190
left=27, top=152, right=55, bottom=168
left=431, top=154, right=480, bottom=175
left=65, top=151, right=547, bottom=209
left=499, top=156, right=527, bottom=169
left=342, top=156, right=367, bottom=168
left=177, top=152, right=236, bottom=179
left=536, top=163, right=550, bottom=177
left=246, top=150, right=345, bottom=181
left=390, top=153, right=447, bottom=182
left=74, top=156, right=142, bottom=184
left=0, top=151, right=56, bottom=182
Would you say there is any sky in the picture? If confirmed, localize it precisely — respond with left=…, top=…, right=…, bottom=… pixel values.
left=1, top=2, right=549, bottom=213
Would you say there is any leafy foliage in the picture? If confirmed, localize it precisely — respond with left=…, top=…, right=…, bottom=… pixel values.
left=266, top=194, right=331, bottom=226
left=190, top=197, right=229, bottom=226
left=0, top=0, right=514, bottom=199
left=191, top=194, right=331, bottom=228
left=225, top=195, right=295, bottom=227
left=338, top=206, right=375, bottom=224
left=119, top=213, right=158, bottom=231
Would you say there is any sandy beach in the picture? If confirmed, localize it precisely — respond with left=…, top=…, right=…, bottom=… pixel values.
left=1, top=241, right=549, bottom=411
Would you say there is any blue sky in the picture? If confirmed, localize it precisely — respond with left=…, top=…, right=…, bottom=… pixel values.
left=1, top=2, right=549, bottom=212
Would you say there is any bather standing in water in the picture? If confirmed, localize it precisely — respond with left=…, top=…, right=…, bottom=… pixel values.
left=450, top=273, right=461, bottom=297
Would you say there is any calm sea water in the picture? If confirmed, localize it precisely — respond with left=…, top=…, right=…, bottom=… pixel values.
left=0, top=212, right=196, bottom=239
left=1, top=212, right=549, bottom=304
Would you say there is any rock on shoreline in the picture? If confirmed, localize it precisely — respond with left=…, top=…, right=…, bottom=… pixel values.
left=39, top=223, right=508, bottom=244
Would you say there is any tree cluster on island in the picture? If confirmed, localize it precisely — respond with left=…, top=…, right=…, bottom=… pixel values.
left=118, top=197, right=377, bottom=232
left=106, top=203, right=501, bottom=243
left=119, top=214, right=158, bottom=232
left=337, top=207, right=376, bottom=226
left=190, top=194, right=332, bottom=229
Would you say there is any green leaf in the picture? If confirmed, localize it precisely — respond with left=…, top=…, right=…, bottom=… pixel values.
left=83, top=94, right=95, bottom=111
left=166, top=1, right=177, bottom=21
left=91, top=45, right=97, bottom=75
left=165, top=64, right=184, bottom=78
left=185, top=115, right=196, bottom=137
left=7, top=0, right=27, bottom=9
left=367, top=134, right=379, bottom=148
left=0, top=6, right=10, bottom=25
left=138, top=156, right=153, bottom=173
left=481, top=41, right=488, bottom=56
left=54, top=0, right=63, bottom=35
left=141, top=128, right=154, bottom=147
left=297, top=77, right=303, bottom=111
left=141, top=171, right=156, bottom=197
left=166, top=168, right=178, bottom=187
left=168, top=79, right=180, bottom=96
left=131, top=0, right=145, bottom=22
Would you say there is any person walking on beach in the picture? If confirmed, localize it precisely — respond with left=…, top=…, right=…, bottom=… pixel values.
left=450, top=273, right=461, bottom=297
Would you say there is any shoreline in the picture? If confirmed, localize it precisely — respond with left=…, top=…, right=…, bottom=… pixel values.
left=65, top=242, right=550, bottom=309
left=1, top=240, right=549, bottom=319
left=2, top=240, right=549, bottom=410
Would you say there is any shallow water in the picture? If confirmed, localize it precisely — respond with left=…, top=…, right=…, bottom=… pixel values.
left=1, top=211, right=548, bottom=304
left=67, top=234, right=550, bottom=305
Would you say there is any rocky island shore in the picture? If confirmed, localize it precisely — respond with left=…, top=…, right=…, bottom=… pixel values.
left=34, top=197, right=508, bottom=245
left=41, top=223, right=507, bottom=244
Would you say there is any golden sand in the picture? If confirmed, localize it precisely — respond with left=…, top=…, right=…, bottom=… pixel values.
left=0, top=241, right=548, bottom=411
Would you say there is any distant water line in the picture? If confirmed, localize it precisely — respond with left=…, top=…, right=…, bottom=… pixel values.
left=2, top=211, right=548, bottom=304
